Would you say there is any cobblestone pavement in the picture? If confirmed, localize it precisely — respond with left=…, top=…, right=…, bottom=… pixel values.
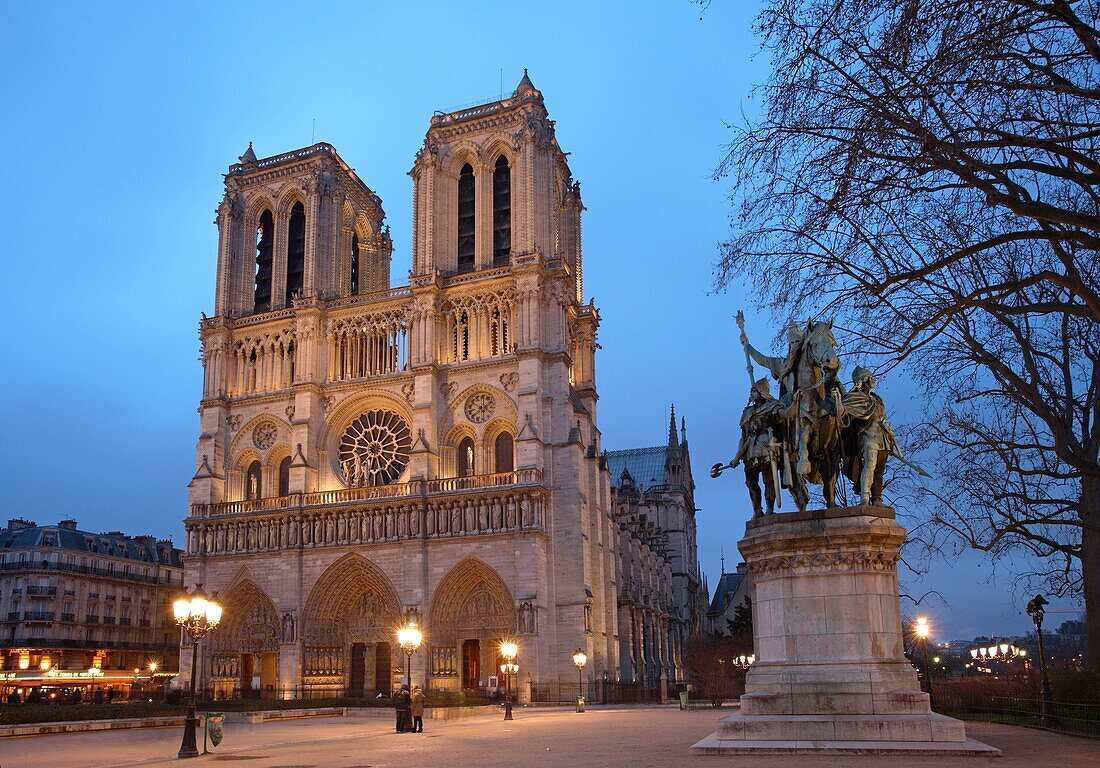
left=1, top=707, right=1099, bottom=768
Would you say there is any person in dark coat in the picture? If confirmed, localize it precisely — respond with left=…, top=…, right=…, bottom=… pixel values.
left=410, top=686, right=425, bottom=733
left=393, top=685, right=411, bottom=733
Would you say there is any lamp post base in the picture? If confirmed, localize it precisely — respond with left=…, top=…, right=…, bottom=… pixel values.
left=177, top=706, right=199, bottom=758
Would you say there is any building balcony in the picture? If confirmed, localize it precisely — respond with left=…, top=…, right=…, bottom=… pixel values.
left=26, top=585, right=57, bottom=597
left=63, top=589, right=76, bottom=597
left=0, top=561, right=171, bottom=586
left=85, top=615, right=99, bottom=624
left=118, top=618, right=131, bottom=626
left=186, top=470, right=549, bottom=557
left=60, top=613, right=76, bottom=622
left=22, top=611, right=55, bottom=622
left=102, top=617, right=116, bottom=625
left=139, top=619, right=151, bottom=627
left=2, top=637, right=179, bottom=653
left=5, top=612, right=18, bottom=621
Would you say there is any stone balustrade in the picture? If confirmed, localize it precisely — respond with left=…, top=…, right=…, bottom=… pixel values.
left=185, top=471, right=547, bottom=556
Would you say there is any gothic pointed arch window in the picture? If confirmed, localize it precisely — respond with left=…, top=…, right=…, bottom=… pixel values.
left=493, top=155, right=511, bottom=266
left=278, top=456, right=292, bottom=497
left=494, top=432, right=514, bottom=474
left=457, top=163, right=475, bottom=273
left=286, top=202, right=306, bottom=303
left=254, top=210, right=274, bottom=313
left=457, top=436, right=475, bottom=478
left=350, top=233, right=360, bottom=295
left=245, top=460, right=262, bottom=500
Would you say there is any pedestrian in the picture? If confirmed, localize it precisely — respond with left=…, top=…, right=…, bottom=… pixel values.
left=393, top=684, right=410, bottom=733
left=410, top=686, right=425, bottom=733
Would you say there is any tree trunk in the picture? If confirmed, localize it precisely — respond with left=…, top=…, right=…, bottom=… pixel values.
left=1081, top=476, right=1100, bottom=674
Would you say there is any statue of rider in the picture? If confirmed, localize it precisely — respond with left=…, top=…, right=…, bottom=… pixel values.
left=739, top=321, right=804, bottom=400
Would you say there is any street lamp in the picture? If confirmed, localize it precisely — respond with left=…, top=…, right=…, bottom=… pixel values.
left=87, top=664, right=102, bottom=699
left=572, top=648, right=587, bottom=713
left=173, top=584, right=223, bottom=759
left=499, top=641, right=518, bottom=721
left=397, top=621, right=422, bottom=691
left=1026, top=594, right=1052, bottom=720
left=914, top=616, right=933, bottom=697
left=969, top=640, right=1022, bottom=663
left=731, top=654, right=755, bottom=670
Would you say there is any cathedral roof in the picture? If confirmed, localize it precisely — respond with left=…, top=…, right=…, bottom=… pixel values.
left=606, top=446, right=669, bottom=491
left=708, top=568, right=747, bottom=616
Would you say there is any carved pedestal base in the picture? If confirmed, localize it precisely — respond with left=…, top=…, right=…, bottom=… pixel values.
left=691, top=506, right=997, bottom=756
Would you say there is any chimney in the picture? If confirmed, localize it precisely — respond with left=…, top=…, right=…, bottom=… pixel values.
left=7, top=518, right=36, bottom=530
left=58, top=519, right=78, bottom=530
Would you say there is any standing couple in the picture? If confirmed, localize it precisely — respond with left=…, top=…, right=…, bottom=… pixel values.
left=393, top=684, right=425, bottom=733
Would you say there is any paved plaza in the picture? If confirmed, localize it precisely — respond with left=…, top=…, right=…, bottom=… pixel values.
left=2, top=708, right=1099, bottom=768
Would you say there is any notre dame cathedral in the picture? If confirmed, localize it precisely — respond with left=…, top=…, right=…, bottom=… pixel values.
left=181, top=73, right=703, bottom=699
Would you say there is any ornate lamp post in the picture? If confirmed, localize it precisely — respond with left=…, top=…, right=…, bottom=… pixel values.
left=173, top=585, right=223, bottom=759
left=1026, top=594, right=1052, bottom=720
left=572, top=648, right=587, bottom=713
left=914, top=616, right=933, bottom=697
left=397, top=621, right=422, bottom=690
left=499, top=641, right=518, bottom=721
left=731, top=654, right=755, bottom=670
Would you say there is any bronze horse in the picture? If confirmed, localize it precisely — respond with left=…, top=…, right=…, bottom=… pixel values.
left=781, top=321, right=844, bottom=511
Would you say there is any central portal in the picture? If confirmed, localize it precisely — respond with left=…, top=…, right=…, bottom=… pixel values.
left=462, top=639, right=480, bottom=690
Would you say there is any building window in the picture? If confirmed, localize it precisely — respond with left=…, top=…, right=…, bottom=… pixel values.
left=254, top=210, right=274, bottom=312
left=457, top=436, right=475, bottom=478
left=286, top=202, right=306, bottom=303
left=350, top=233, right=360, bottom=295
left=457, top=164, right=475, bottom=273
left=494, top=432, right=514, bottom=474
left=493, top=156, right=511, bottom=266
left=245, top=460, right=262, bottom=500
left=278, top=456, right=292, bottom=497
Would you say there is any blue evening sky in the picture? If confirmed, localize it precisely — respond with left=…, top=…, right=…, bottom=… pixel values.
left=1, top=1, right=1081, bottom=641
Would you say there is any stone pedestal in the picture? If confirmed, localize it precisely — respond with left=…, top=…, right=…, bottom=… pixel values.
left=691, top=506, right=997, bottom=755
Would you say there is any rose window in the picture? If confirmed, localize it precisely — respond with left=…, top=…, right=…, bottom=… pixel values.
left=338, top=410, right=411, bottom=487
left=253, top=422, right=278, bottom=450
left=464, top=392, right=496, bottom=424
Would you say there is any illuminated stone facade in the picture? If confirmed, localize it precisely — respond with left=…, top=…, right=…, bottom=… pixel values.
left=181, top=74, right=651, bottom=699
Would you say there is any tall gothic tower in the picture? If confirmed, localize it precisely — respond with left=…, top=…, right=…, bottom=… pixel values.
left=183, top=73, right=619, bottom=698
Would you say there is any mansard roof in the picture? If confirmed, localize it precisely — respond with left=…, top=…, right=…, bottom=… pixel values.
left=0, top=519, right=181, bottom=566
left=606, top=446, right=669, bottom=492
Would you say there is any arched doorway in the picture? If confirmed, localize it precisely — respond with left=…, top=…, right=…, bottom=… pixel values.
left=302, top=554, right=402, bottom=698
left=208, top=580, right=279, bottom=699
left=428, top=557, right=515, bottom=692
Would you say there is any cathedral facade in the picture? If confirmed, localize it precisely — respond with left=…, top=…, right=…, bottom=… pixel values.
left=182, top=74, right=692, bottom=699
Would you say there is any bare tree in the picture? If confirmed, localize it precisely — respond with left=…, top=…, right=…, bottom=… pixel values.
left=714, top=0, right=1100, bottom=669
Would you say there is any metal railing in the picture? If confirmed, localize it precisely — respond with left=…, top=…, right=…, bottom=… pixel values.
left=26, top=586, right=56, bottom=596
left=933, top=691, right=1100, bottom=739
left=0, top=561, right=177, bottom=585
left=22, top=611, right=55, bottom=621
